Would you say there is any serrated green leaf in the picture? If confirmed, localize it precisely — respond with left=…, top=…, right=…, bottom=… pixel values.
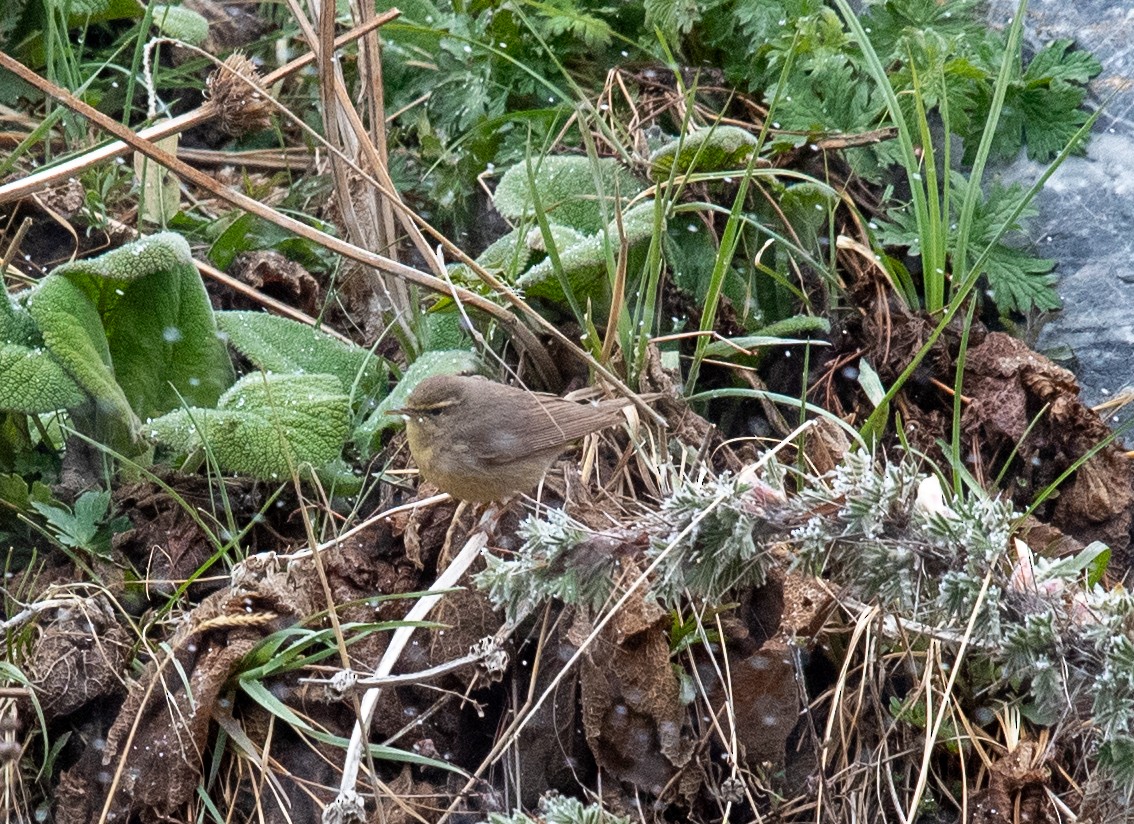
left=860, top=0, right=986, bottom=63
left=644, top=0, right=701, bottom=39
left=876, top=171, right=1059, bottom=314
left=1024, top=38, right=1101, bottom=85
left=30, top=489, right=111, bottom=552
left=540, top=1, right=616, bottom=47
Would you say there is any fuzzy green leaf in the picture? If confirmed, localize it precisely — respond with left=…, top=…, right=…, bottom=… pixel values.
left=493, top=155, right=645, bottom=234
left=0, top=292, right=36, bottom=344
left=649, top=125, right=759, bottom=179
left=24, top=272, right=139, bottom=447
left=516, top=200, right=659, bottom=303
left=0, top=343, right=85, bottom=414
left=148, top=372, right=349, bottom=480
left=150, top=4, right=209, bottom=45
left=40, top=233, right=234, bottom=422
left=215, top=311, right=386, bottom=400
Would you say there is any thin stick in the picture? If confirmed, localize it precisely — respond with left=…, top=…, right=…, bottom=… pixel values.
left=332, top=528, right=489, bottom=817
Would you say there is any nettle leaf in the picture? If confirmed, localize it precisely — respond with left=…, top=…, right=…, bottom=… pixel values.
left=148, top=372, right=350, bottom=481
left=28, top=232, right=235, bottom=441
left=888, top=29, right=990, bottom=139
left=860, top=0, right=986, bottom=63
left=493, top=155, right=645, bottom=233
left=538, top=0, right=617, bottom=47
left=30, top=489, right=115, bottom=555
left=215, top=311, right=386, bottom=401
left=643, top=0, right=701, bottom=39
left=982, top=244, right=1058, bottom=314
left=0, top=343, right=85, bottom=414
left=354, top=349, right=481, bottom=454
left=1026, top=37, right=1101, bottom=85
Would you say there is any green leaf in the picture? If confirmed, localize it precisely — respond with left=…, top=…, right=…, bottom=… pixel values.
left=516, top=200, right=659, bottom=304
left=0, top=343, right=85, bottom=413
left=30, top=489, right=112, bottom=554
left=974, top=38, right=1100, bottom=163
left=150, top=4, right=209, bottom=45
left=239, top=677, right=315, bottom=732
left=493, top=155, right=645, bottom=234
left=1025, top=38, right=1101, bottom=85
left=208, top=213, right=338, bottom=273
left=701, top=316, right=831, bottom=358
left=134, top=134, right=181, bottom=225
left=981, top=243, right=1057, bottom=313
left=538, top=0, right=617, bottom=47
left=28, top=233, right=236, bottom=447
left=0, top=291, right=37, bottom=344
left=860, top=0, right=986, bottom=63
left=24, top=271, right=139, bottom=447
left=148, top=372, right=350, bottom=481
left=215, top=311, right=387, bottom=401
left=649, top=125, right=759, bottom=179
left=876, top=171, right=1059, bottom=314
left=643, top=0, right=701, bottom=39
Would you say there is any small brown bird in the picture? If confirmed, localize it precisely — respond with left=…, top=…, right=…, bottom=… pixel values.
left=389, top=374, right=627, bottom=503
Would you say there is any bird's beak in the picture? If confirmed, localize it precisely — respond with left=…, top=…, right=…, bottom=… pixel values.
left=386, top=407, right=409, bottom=417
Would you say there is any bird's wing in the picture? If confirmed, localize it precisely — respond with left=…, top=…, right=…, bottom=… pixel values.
left=480, top=395, right=625, bottom=463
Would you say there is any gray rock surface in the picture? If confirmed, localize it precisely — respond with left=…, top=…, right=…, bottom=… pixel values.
left=987, top=0, right=1134, bottom=406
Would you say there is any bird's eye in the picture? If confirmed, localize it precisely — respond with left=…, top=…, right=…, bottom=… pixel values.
left=422, top=406, right=444, bottom=416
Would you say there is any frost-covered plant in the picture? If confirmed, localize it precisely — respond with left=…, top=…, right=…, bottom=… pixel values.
left=454, top=155, right=659, bottom=308
left=1, top=232, right=234, bottom=450
left=475, top=508, right=619, bottom=623
left=486, top=792, right=631, bottom=824
left=791, top=451, right=1016, bottom=640
left=646, top=470, right=783, bottom=607
left=790, top=452, right=1134, bottom=798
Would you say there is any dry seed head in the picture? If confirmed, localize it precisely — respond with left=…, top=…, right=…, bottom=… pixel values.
left=206, top=52, right=273, bottom=135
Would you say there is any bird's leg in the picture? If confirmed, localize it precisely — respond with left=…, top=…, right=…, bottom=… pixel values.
left=437, top=499, right=470, bottom=571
